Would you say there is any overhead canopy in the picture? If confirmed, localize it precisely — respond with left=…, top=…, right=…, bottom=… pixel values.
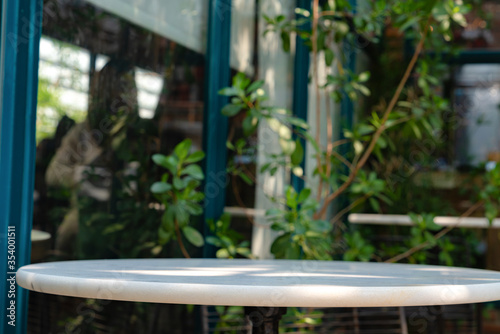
left=85, top=0, right=255, bottom=74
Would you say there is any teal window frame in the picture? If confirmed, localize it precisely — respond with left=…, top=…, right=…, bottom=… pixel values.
left=340, top=0, right=357, bottom=146
left=0, top=1, right=232, bottom=333
left=291, top=0, right=311, bottom=193
left=202, top=0, right=232, bottom=258
left=0, top=0, right=43, bottom=333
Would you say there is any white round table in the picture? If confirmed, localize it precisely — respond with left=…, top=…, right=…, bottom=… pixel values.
left=16, top=259, right=500, bottom=333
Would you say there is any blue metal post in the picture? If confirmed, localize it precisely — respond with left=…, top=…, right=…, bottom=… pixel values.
left=202, top=0, right=232, bottom=258
left=291, top=0, right=311, bottom=193
left=340, top=0, right=357, bottom=139
left=336, top=0, right=357, bottom=221
left=0, top=0, right=42, bottom=333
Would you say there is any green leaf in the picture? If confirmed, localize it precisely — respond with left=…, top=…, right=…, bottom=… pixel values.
left=185, top=179, right=202, bottom=193
left=375, top=0, right=386, bottom=12
left=424, top=217, right=442, bottom=231
left=356, top=84, right=370, bottom=96
left=192, top=192, right=205, bottom=203
left=160, top=170, right=170, bottom=182
left=218, top=87, right=241, bottom=96
left=290, top=139, right=304, bottom=166
left=452, top=12, right=467, bottom=27
left=239, top=172, right=253, bottom=185
left=271, top=233, right=291, bottom=258
left=271, top=223, right=284, bottom=231
left=298, top=129, right=320, bottom=153
left=309, top=220, right=331, bottom=233
left=185, top=202, right=203, bottom=215
left=412, top=107, right=425, bottom=118
left=286, top=116, right=309, bottom=129
left=317, top=31, right=326, bottom=51
left=246, top=80, right=265, bottom=93
left=151, top=245, right=163, bottom=256
left=285, top=243, right=301, bottom=259
left=182, top=164, right=204, bottom=180
left=266, top=208, right=283, bottom=217
left=353, top=140, right=364, bottom=155
left=418, top=77, right=430, bottom=96
left=221, top=104, right=243, bottom=117
left=102, top=223, right=125, bottom=235
left=233, top=72, right=251, bottom=90
left=376, top=136, right=387, bottom=149
left=174, top=205, right=189, bottom=226
left=174, top=139, right=192, bottom=161
left=285, top=186, right=298, bottom=209
left=358, top=123, right=375, bottom=135
left=235, top=138, right=246, bottom=151
left=151, top=182, right=172, bottom=194
left=242, top=116, right=258, bottom=136
left=353, top=86, right=365, bottom=101
left=369, top=197, right=380, bottom=212
left=343, top=250, right=357, bottom=261
left=358, top=71, right=370, bottom=82
left=158, top=227, right=173, bottom=245
left=276, top=14, right=285, bottom=22
left=163, top=205, right=175, bottom=225
left=173, top=177, right=185, bottom=189
left=298, top=188, right=311, bottom=203
left=267, top=117, right=282, bottom=133
left=219, top=213, right=232, bottom=230
left=219, top=235, right=233, bottom=247
left=295, top=7, right=310, bottom=17
left=236, top=247, right=252, bottom=258
left=424, top=231, right=437, bottom=246
left=206, top=236, right=221, bottom=247
left=399, top=16, right=419, bottom=31
left=410, top=121, right=422, bottom=139
left=281, top=30, right=291, bottom=52
left=216, top=248, right=230, bottom=258
left=182, top=226, right=204, bottom=247
left=185, top=151, right=205, bottom=164
left=292, top=166, right=303, bottom=177
left=260, top=162, right=271, bottom=173
left=324, top=49, right=334, bottom=66
left=279, top=138, right=296, bottom=156
left=152, top=154, right=177, bottom=174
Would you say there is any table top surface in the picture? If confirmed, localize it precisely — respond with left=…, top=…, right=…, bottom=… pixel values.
left=16, top=259, right=500, bottom=307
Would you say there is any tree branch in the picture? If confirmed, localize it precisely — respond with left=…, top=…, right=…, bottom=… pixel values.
left=385, top=201, right=484, bottom=263
left=330, top=193, right=370, bottom=226
left=314, top=21, right=431, bottom=220
left=174, top=219, right=191, bottom=259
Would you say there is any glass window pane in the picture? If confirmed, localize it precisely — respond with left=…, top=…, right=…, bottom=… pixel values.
left=33, top=1, right=210, bottom=331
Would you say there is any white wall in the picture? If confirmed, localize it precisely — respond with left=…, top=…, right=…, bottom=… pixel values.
left=85, top=0, right=255, bottom=74
left=251, top=0, right=294, bottom=259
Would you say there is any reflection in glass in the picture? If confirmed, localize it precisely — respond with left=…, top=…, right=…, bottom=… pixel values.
left=32, top=1, right=208, bottom=332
